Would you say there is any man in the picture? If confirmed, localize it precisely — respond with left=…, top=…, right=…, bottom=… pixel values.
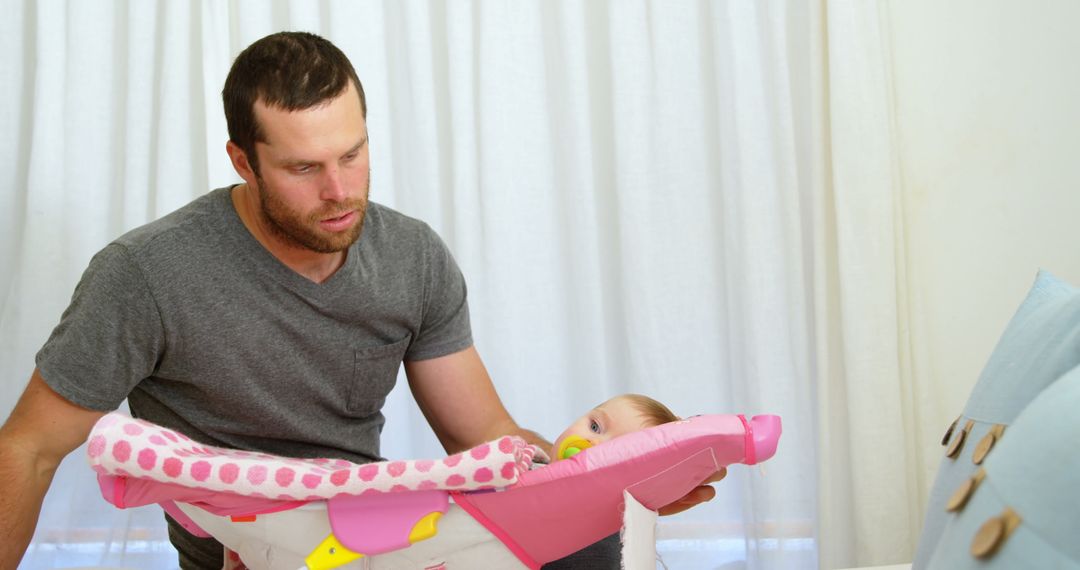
left=0, top=31, right=720, bottom=569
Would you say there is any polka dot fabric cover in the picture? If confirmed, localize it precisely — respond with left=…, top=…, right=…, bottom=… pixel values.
left=87, top=412, right=537, bottom=500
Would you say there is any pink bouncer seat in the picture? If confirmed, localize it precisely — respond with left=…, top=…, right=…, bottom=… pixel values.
left=89, top=413, right=781, bottom=570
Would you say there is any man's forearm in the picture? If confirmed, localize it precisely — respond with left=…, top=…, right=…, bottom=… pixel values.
left=0, top=436, right=59, bottom=568
left=0, top=370, right=106, bottom=567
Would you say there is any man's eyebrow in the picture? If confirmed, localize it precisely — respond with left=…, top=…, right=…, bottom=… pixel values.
left=343, top=135, right=368, bottom=156
left=281, top=157, right=316, bottom=167
left=277, top=136, right=367, bottom=167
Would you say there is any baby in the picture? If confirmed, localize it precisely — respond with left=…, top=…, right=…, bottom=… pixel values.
left=549, top=394, right=679, bottom=461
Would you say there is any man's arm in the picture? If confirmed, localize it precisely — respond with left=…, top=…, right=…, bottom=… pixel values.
left=404, top=346, right=725, bottom=515
left=0, top=368, right=106, bottom=567
left=404, top=346, right=549, bottom=454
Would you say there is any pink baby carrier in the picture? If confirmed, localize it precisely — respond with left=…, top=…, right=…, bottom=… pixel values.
left=89, top=413, right=781, bottom=569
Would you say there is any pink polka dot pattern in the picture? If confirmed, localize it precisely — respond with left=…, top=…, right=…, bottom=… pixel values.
left=501, top=462, right=517, bottom=480
left=443, top=454, right=463, bottom=467
left=415, top=459, right=434, bottom=472
left=246, top=466, right=267, bottom=486
left=302, top=474, right=322, bottom=489
left=473, top=467, right=493, bottom=483
left=163, top=458, right=183, bottom=478
left=112, top=440, right=131, bottom=463
left=330, top=470, right=350, bottom=486
left=358, top=464, right=378, bottom=482
left=387, top=461, right=406, bottom=477
left=137, top=448, right=158, bottom=471
left=86, top=412, right=534, bottom=499
left=220, top=463, right=239, bottom=484
left=275, top=467, right=295, bottom=487
left=191, top=461, right=211, bottom=482
left=88, top=435, right=106, bottom=458
left=470, top=444, right=490, bottom=460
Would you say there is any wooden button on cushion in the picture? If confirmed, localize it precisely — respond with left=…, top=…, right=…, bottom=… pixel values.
left=972, top=425, right=1005, bottom=465
left=971, top=517, right=1005, bottom=558
left=941, top=416, right=960, bottom=446
left=946, top=420, right=975, bottom=459
left=946, top=469, right=985, bottom=513
left=971, top=507, right=1021, bottom=559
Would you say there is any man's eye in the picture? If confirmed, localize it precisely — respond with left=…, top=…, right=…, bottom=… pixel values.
left=294, top=165, right=314, bottom=173
left=343, top=152, right=358, bottom=162
left=589, top=420, right=601, bottom=433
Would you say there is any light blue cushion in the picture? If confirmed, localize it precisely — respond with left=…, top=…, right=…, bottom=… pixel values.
left=926, top=364, right=1080, bottom=568
left=913, top=270, right=1080, bottom=568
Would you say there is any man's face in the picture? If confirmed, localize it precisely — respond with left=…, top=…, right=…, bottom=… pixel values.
left=550, top=397, right=651, bottom=460
left=249, top=82, right=370, bottom=254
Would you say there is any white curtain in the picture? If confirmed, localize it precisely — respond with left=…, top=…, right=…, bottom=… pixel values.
left=815, top=2, right=923, bottom=568
left=1, top=1, right=915, bottom=568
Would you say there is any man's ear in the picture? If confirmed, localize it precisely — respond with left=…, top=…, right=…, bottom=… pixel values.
left=225, top=140, right=257, bottom=183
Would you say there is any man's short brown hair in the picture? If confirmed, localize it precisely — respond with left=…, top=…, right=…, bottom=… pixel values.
left=222, top=31, right=367, bottom=174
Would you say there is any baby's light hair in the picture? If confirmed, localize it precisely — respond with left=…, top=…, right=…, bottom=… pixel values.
left=617, top=394, right=679, bottom=427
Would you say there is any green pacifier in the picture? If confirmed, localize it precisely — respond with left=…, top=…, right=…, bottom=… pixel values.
left=557, top=435, right=594, bottom=460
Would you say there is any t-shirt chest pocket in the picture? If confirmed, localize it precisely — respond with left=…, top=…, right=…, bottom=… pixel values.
left=347, top=335, right=411, bottom=415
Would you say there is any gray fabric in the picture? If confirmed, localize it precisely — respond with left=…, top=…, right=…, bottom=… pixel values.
left=541, top=533, right=621, bottom=570
left=167, top=514, right=223, bottom=570
left=37, top=186, right=473, bottom=463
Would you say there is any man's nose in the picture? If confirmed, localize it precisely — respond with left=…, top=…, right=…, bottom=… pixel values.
left=320, top=167, right=347, bottom=202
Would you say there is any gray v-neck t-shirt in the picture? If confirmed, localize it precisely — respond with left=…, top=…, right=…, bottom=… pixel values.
left=37, top=186, right=472, bottom=463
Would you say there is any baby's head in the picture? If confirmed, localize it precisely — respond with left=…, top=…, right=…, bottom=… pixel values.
left=551, top=394, right=679, bottom=460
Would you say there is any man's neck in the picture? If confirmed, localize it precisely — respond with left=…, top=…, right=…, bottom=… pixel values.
left=230, top=184, right=346, bottom=284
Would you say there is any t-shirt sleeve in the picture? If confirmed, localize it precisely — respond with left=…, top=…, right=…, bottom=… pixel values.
left=36, top=243, right=166, bottom=411
left=404, top=227, right=473, bottom=361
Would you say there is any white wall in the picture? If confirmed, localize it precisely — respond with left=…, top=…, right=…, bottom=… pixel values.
left=888, top=0, right=1080, bottom=493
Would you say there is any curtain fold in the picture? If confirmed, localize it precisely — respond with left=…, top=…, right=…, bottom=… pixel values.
left=0, top=1, right=918, bottom=568
left=815, top=2, right=920, bottom=567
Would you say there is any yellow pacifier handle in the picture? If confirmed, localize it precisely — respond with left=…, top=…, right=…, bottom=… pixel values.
left=557, top=435, right=593, bottom=460
left=305, top=534, right=362, bottom=570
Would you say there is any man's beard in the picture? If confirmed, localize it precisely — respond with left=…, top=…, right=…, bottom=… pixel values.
left=253, top=174, right=369, bottom=254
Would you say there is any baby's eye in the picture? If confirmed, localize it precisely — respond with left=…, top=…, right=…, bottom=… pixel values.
left=589, top=419, right=601, bottom=433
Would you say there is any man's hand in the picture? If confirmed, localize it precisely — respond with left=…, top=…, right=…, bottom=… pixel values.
left=657, top=467, right=727, bottom=516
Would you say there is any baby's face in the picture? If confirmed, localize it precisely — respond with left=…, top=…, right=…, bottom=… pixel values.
left=550, top=397, right=651, bottom=460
